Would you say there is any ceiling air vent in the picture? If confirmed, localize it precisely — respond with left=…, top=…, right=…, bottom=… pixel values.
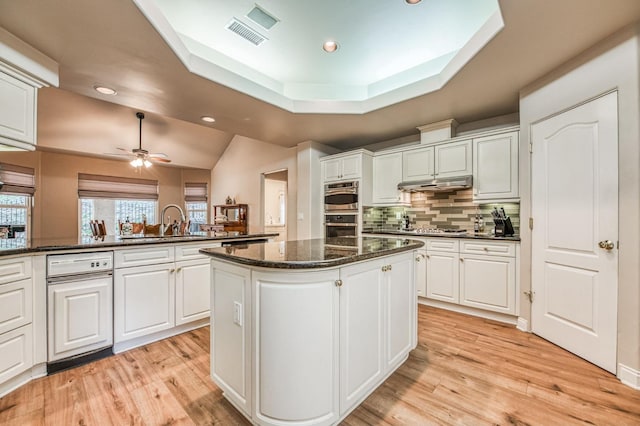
left=247, top=6, right=279, bottom=30
left=226, top=18, right=267, bottom=46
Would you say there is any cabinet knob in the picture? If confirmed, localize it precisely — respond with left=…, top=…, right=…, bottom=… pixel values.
left=388, top=265, right=392, bottom=271
left=176, top=267, right=182, bottom=273
left=170, top=268, right=176, bottom=273
left=459, top=258, right=464, bottom=262
left=335, top=279, right=343, bottom=287
left=484, top=247, right=489, bottom=251
left=426, top=254, right=430, bottom=259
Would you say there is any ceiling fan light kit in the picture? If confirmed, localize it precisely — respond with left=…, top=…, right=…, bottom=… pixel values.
left=106, top=111, right=172, bottom=168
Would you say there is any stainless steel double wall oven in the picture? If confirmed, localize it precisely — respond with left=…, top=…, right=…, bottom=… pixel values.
left=324, top=181, right=358, bottom=241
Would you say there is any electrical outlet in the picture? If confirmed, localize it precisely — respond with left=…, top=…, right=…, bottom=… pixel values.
left=233, top=301, right=243, bottom=326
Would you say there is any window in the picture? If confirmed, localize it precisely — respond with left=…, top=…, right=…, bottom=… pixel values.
left=78, top=173, right=158, bottom=236
left=184, top=182, right=208, bottom=231
left=0, top=162, right=35, bottom=248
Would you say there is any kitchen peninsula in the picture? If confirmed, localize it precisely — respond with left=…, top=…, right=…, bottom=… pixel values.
left=200, top=237, right=423, bottom=426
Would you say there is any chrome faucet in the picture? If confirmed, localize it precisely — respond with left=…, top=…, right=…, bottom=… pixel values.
left=160, top=204, right=186, bottom=236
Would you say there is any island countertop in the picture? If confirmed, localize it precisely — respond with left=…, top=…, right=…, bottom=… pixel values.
left=200, top=236, right=424, bottom=269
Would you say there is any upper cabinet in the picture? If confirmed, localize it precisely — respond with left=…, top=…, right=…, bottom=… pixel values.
left=0, top=27, right=59, bottom=151
left=472, top=131, right=519, bottom=201
left=434, top=140, right=472, bottom=178
left=401, top=139, right=472, bottom=182
left=321, top=150, right=372, bottom=183
left=372, top=152, right=410, bottom=206
left=402, top=147, right=434, bottom=181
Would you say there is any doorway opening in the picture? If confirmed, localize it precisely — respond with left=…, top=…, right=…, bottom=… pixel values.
left=262, top=169, right=288, bottom=241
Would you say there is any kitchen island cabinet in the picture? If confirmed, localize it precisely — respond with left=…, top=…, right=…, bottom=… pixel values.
left=202, top=237, right=422, bottom=426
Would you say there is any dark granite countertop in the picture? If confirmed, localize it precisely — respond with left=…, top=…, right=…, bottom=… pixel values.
left=0, top=232, right=279, bottom=257
left=362, top=229, right=520, bottom=242
left=200, top=237, right=424, bottom=269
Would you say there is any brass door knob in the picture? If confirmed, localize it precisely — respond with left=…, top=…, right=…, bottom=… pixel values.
left=598, top=240, right=615, bottom=250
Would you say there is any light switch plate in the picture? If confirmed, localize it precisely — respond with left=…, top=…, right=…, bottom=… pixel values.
left=233, top=301, right=243, bottom=326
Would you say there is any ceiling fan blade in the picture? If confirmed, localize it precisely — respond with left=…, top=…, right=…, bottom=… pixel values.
left=148, top=152, right=168, bottom=159
left=150, top=157, right=172, bottom=163
left=116, top=147, right=133, bottom=153
left=103, top=152, right=134, bottom=157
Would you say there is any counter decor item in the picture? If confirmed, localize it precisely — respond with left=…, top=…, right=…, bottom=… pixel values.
left=225, top=196, right=232, bottom=204
left=492, top=207, right=514, bottom=237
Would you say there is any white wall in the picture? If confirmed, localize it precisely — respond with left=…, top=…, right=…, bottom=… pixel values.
left=519, top=24, right=640, bottom=373
left=296, top=141, right=340, bottom=239
left=264, top=179, right=286, bottom=225
left=211, top=135, right=297, bottom=238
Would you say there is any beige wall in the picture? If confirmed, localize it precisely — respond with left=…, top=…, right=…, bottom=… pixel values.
left=211, top=135, right=297, bottom=238
left=519, top=25, right=640, bottom=372
left=0, top=150, right=210, bottom=239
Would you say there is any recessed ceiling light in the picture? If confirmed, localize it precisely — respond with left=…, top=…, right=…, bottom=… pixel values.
left=405, top=0, right=422, bottom=4
left=323, top=41, right=339, bottom=53
left=201, top=116, right=216, bottom=123
left=93, top=85, right=117, bottom=95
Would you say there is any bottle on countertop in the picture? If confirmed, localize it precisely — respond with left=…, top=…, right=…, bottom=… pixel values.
left=122, top=216, right=133, bottom=235
left=473, top=215, right=480, bottom=233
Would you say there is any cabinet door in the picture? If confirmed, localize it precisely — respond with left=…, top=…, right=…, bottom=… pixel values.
left=253, top=269, right=339, bottom=426
left=48, top=277, right=113, bottom=361
left=175, top=260, right=210, bottom=325
left=0, top=324, right=33, bottom=385
left=341, top=155, right=361, bottom=180
left=0, top=278, right=32, bottom=335
left=426, top=251, right=460, bottom=303
left=0, top=256, right=31, bottom=285
left=372, top=153, right=407, bottom=205
left=473, top=131, right=519, bottom=200
left=339, top=258, right=385, bottom=415
left=322, top=158, right=343, bottom=182
left=385, top=253, right=415, bottom=369
left=114, top=264, right=175, bottom=343
left=460, top=255, right=515, bottom=314
left=415, top=250, right=427, bottom=297
left=435, top=140, right=472, bottom=178
left=0, top=70, right=36, bottom=147
left=402, top=147, right=434, bottom=181
left=211, top=261, right=252, bottom=416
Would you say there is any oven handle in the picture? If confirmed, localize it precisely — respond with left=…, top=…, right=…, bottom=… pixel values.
left=325, top=223, right=358, bottom=227
left=47, top=271, right=113, bottom=285
left=325, top=188, right=358, bottom=195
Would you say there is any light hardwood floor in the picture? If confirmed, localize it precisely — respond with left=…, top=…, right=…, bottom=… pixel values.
left=1, top=305, right=639, bottom=425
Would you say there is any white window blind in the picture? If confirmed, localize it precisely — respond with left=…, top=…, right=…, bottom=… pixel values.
left=0, top=163, right=36, bottom=195
left=184, top=182, right=208, bottom=202
left=78, top=173, right=158, bottom=200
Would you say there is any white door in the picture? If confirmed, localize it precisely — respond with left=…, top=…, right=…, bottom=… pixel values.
left=385, top=253, right=415, bottom=368
left=372, top=153, right=403, bottom=204
left=531, top=92, right=618, bottom=373
left=426, top=251, right=459, bottom=303
left=402, top=147, right=434, bottom=181
left=434, top=140, right=472, bottom=178
left=175, top=260, right=210, bottom=325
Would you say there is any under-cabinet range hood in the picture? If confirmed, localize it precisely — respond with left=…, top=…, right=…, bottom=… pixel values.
left=397, top=175, right=472, bottom=192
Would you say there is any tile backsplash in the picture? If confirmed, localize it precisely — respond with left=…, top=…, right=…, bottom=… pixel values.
left=363, top=188, right=520, bottom=234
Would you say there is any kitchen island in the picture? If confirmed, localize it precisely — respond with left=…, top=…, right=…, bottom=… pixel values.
left=200, top=237, right=423, bottom=426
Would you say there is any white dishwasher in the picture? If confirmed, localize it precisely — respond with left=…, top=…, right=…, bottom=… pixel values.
left=47, top=251, right=113, bottom=373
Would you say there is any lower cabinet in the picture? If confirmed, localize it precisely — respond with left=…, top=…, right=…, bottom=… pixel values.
left=114, top=263, right=175, bottom=342
left=0, top=324, right=33, bottom=385
left=175, top=259, right=211, bottom=325
left=426, top=250, right=460, bottom=303
left=415, top=250, right=427, bottom=298
left=460, top=254, right=516, bottom=314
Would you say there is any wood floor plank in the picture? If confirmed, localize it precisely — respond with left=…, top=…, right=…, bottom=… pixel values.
left=2, top=305, right=640, bottom=425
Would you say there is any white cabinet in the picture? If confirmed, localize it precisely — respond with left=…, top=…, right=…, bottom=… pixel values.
left=372, top=152, right=410, bottom=205
left=0, top=324, right=33, bottom=385
left=399, top=140, right=471, bottom=183
left=415, top=249, right=427, bottom=297
left=384, top=254, right=415, bottom=367
left=47, top=276, right=112, bottom=361
left=0, top=67, right=37, bottom=150
left=339, top=259, right=384, bottom=415
left=0, top=256, right=33, bottom=389
left=211, top=261, right=253, bottom=416
left=322, top=153, right=365, bottom=182
left=253, top=268, right=339, bottom=425
left=114, top=263, right=175, bottom=343
left=175, top=259, right=210, bottom=325
left=402, top=146, right=434, bottom=181
left=434, top=139, right=472, bottom=178
left=425, top=239, right=460, bottom=304
left=460, top=240, right=516, bottom=315
left=473, top=131, right=519, bottom=200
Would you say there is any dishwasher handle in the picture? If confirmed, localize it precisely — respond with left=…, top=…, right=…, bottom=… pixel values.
left=47, top=271, right=113, bottom=285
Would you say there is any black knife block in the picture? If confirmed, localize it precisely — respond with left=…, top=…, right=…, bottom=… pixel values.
left=494, top=217, right=514, bottom=237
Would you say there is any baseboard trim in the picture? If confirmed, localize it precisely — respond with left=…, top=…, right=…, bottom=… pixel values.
left=418, top=298, right=517, bottom=325
left=113, top=318, right=209, bottom=354
left=516, top=317, right=530, bottom=332
left=0, top=362, right=47, bottom=398
left=618, top=363, right=640, bottom=390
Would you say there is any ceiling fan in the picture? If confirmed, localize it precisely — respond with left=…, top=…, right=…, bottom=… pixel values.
left=108, top=112, right=171, bottom=167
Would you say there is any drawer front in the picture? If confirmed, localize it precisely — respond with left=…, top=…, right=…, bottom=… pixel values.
left=0, top=324, right=33, bottom=384
left=460, top=240, right=516, bottom=257
left=426, top=238, right=459, bottom=253
left=0, top=278, right=32, bottom=335
left=0, top=257, right=32, bottom=285
left=175, top=242, right=223, bottom=261
left=115, top=246, right=175, bottom=268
